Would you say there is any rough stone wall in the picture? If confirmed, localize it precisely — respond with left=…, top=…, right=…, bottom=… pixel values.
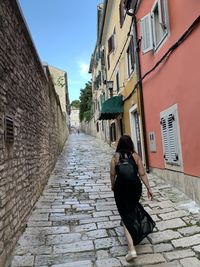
left=0, top=1, right=68, bottom=266
left=81, top=119, right=95, bottom=136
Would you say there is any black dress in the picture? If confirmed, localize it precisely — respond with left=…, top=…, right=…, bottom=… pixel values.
left=114, top=152, right=155, bottom=245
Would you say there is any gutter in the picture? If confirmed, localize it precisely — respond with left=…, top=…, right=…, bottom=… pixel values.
left=126, top=1, right=150, bottom=172
left=98, top=0, right=108, bottom=45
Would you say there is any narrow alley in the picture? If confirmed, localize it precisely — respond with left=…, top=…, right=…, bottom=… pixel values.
left=7, top=134, right=200, bottom=267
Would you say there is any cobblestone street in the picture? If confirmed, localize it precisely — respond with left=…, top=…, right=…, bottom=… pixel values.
left=8, top=133, right=200, bottom=267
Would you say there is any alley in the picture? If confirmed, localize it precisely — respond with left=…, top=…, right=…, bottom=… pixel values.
left=8, top=134, right=200, bottom=267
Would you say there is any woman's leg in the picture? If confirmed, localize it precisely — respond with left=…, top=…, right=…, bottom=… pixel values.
left=123, top=224, right=137, bottom=261
left=123, top=224, right=135, bottom=251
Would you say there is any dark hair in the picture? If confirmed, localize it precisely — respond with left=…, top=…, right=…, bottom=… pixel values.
left=116, top=135, right=135, bottom=153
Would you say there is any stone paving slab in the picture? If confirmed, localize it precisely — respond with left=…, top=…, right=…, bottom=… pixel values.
left=6, top=134, right=200, bottom=267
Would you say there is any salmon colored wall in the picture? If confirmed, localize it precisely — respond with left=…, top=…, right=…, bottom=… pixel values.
left=137, top=0, right=200, bottom=176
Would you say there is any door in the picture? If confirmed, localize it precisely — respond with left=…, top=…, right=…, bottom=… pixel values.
left=129, top=105, right=143, bottom=160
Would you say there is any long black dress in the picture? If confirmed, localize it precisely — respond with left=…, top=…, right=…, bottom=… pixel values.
left=114, top=152, right=155, bottom=245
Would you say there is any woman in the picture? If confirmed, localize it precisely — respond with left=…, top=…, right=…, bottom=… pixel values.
left=110, top=135, right=155, bottom=261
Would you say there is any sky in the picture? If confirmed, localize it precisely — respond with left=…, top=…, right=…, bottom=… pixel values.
left=18, top=0, right=101, bottom=102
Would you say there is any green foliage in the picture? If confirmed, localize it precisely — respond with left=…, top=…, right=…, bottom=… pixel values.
left=84, top=110, right=92, bottom=122
left=79, top=81, right=92, bottom=122
left=71, top=100, right=80, bottom=108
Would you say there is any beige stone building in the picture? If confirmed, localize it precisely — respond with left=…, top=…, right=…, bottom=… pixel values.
left=48, top=65, right=70, bottom=115
left=70, top=107, right=80, bottom=130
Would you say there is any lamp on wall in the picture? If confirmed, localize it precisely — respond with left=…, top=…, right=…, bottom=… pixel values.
left=124, top=0, right=137, bottom=15
left=106, top=81, right=113, bottom=97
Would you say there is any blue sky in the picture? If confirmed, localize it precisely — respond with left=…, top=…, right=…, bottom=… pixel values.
left=18, top=0, right=101, bottom=102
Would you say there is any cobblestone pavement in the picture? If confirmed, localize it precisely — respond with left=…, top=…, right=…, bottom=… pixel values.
left=8, top=133, right=200, bottom=267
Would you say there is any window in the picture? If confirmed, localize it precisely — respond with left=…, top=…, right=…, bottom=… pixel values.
left=107, top=54, right=110, bottom=70
left=152, top=0, right=168, bottom=49
left=100, top=93, right=105, bottom=107
left=160, top=106, right=180, bottom=165
left=102, top=121, right=104, bottom=132
left=140, top=0, right=169, bottom=53
left=101, top=49, right=105, bottom=66
left=96, top=122, right=99, bottom=132
left=127, top=36, right=135, bottom=77
left=119, top=0, right=125, bottom=27
left=108, top=28, right=116, bottom=54
left=119, top=118, right=123, bottom=136
left=108, top=34, right=115, bottom=54
left=116, top=72, right=120, bottom=94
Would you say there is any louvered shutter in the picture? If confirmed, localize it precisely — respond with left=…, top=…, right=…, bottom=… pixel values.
left=160, top=116, right=170, bottom=162
left=168, top=113, right=179, bottom=163
left=130, top=36, right=135, bottom=69
left=161, top=110, right=180, bottom=165
left=140, top=13, right=153, bottom=53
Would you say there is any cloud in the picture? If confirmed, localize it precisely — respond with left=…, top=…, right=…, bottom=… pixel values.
left=79, top=62, right=90, bottom=80
left=80, top=63, right=89, bottom=75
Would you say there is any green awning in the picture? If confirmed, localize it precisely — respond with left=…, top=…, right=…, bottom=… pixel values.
left=99, top=95, right=123, bottom=120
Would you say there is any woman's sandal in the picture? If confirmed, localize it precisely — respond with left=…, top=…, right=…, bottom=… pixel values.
left=125, top=249, right=137, bottom=261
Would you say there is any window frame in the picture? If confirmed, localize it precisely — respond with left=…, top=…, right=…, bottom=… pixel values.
left=140, top=0, right=169, bottom=54
left=151, top=0, right=169, bottom=50
left=127, top=36, right=135, bottom=77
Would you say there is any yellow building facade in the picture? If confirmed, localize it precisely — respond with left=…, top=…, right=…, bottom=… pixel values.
left=90, top=0, right=145, bottom=160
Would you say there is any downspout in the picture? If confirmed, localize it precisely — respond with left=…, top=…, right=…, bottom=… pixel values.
left=129, top=13, right=150, bottom=173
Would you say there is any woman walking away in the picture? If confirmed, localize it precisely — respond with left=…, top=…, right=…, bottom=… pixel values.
left=110, top=135, right=155, bottom=262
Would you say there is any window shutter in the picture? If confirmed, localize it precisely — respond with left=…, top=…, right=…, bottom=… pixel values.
left=160, top=116, right=170, bottom=162
left=108, top=35, right=115, bottom=54
left=161, top=110, right=180, bottom=165
left=130, top=36, right=135, bottom=69
left=107, top=54, right=110, bottom=70
left=119, top=0, right=125, bottom=27
left=116, top=72, right=120, bottom=93
left=101, top=49, right=105, bottom=66
left=168, top=113, right=179, bottom=163
left=140, top=13, right=153, bottom=53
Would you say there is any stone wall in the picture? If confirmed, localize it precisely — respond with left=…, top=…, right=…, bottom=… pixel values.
left=0, top=1, right=68, bottom=266
left=81, top=118, right=97, bottom=137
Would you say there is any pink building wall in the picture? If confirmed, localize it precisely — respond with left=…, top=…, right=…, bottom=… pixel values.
left=136, top=0, right=200, bottom=177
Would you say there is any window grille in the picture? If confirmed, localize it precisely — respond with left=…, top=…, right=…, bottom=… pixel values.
left=4, top=115, right=14, bottom=143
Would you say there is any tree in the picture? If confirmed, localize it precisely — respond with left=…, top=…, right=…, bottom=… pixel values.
left=71, top=100, right=80, bottom=108
left=79, top=81, right=92, bottom=122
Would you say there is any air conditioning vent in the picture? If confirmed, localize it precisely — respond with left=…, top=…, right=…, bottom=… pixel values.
left=4, top=115, right=14, bottom=143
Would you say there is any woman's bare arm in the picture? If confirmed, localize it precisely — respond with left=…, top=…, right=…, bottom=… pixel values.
left=133, top=153, right=153, bottom=200
left=110, top=155, right=116, bottom=191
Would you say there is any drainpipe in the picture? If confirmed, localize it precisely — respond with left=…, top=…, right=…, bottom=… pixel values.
left=131, top=14, right=150, bottom=173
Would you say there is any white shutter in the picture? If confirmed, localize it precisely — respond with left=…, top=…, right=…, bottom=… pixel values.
left=161, top=116, right=170, bottom=162
left=161, top=109, right=180, bottom=165
left=140, top=13, right=153, bottom=53
left=168, top=113, right=179, bottom=163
